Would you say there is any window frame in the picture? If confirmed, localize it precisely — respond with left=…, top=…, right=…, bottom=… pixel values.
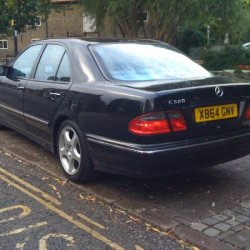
left=32, top=43, right=72, bottom=84
left=10, top=44, right=45, bottom=80
left=55, top=52, right=71, bottom=83
left=136, top=10, right=149, bottom=23
left=35, top=16, right=42, bottom=27
left=0, top=40, right=8, bottom=49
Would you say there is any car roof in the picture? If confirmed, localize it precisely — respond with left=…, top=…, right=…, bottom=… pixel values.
left=32, top=37, right=164, bottom=46
left=31, top=37, right=182, bottom=54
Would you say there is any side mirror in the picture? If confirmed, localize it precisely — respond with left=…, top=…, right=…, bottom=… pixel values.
left=0, top=65, right=9, bottom=76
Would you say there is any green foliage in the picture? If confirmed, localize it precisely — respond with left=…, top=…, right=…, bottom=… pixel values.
left=181, top=0, right=248, bottom=45
left=79, top=0, right=248, bottom=44
left=0, top=0, right=62, bottom=38
left=0, top=0, right=38, bottom=36
left=79, top=0, right=201, bottom=41
left=177, top=29, right=206, bottom=54
left=202, top=46, right=250, bottom=70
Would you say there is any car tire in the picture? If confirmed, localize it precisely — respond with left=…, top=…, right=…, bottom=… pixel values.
left=57, top=120, right=98, bottom=183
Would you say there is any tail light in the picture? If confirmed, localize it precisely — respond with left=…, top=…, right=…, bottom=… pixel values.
left=167, top=110, right=187, bottom=132
left=128, top=112, right=171, bottom=135
left=245, top=104, right=250, bottom=120
left=128, top=110, right=187, bottom=136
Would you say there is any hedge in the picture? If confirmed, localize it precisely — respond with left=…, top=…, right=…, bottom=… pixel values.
left=202, top=46, right=250, bottom=71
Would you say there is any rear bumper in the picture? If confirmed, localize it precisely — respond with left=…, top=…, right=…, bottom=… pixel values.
left=86, top=130, right=250, bottom=177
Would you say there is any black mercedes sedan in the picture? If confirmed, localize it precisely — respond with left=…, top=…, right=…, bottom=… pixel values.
left=0, top=38, right=250, bottom=182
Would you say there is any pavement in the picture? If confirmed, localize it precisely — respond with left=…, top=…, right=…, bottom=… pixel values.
left=0, top=129, right=249, bottom=250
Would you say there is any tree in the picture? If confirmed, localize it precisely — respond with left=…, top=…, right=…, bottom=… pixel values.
left=79, top=0, right=145, bottom=38
left=0, top=1, right=9, bottom=37
left=79, top=0, right=248, bottom=45
left=0, top=0, right=39, bottom=37
left=0, top=0, right=63, bottom=39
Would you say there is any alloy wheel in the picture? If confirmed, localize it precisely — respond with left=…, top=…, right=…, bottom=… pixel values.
left=58, top=126, right=81, bottom=175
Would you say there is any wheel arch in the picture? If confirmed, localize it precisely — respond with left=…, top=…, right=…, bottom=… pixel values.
left=51, top=115, right=71, bottom=154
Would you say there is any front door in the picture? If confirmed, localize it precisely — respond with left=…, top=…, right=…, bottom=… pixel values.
left=0, top=45, right=43, bottom=131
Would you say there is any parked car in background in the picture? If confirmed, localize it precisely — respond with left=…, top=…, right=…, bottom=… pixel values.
left=0, top=38, right=250, bottom=183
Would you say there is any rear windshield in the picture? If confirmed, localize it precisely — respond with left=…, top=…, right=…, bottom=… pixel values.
left=90, top=43, right=211, bottom=82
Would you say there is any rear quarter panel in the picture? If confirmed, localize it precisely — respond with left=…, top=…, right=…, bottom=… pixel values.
left=58, top=82, right=158, bottom=144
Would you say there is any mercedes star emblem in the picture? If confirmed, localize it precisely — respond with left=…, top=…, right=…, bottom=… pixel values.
left=215, top=86, right=224, bottom=97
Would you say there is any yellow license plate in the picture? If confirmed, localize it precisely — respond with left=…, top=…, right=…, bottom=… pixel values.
left=195, top=103, right=238, bottom=123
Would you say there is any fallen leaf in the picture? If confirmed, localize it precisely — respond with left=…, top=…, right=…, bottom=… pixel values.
left=56, top=192, right=61, bottom=198
left=79, top=194, right=96, bottom=202
left=48, top=184, right=57, bottom=191
left=151, top=227, right=161, bottom=233
left=85, top=196, right=96, bottom=202
left=79, top=194, right=85, bottom=200
left=129, top=215, right=140, bottom=222
left=125, top=220, right=133, bottom=224
left=115, top=209, right=126, bottom=215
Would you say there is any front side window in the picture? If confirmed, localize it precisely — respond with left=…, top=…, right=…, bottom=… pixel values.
left=35, top=44, right=65, bottom=81
left=91, top=43, right=212, bottom=82
left=12, top=45, right=43, bottom=78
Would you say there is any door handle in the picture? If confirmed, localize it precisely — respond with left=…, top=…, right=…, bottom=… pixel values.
left=49, top=92, right=61, bottom=101
left=17, top=84, right=25, bottom=91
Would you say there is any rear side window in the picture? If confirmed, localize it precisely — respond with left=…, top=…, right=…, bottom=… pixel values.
left=35, top=44, right=65, bottom=81
left=12, top=45, right=43, bottom=78
left=56, top=53, right=71, bottom=82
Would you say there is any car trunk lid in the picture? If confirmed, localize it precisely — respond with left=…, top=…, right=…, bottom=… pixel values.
left=119, top=77, right=250, bottom=140
left=156, top=83, right=250, bottom=139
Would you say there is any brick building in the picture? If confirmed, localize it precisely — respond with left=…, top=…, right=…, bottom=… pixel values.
left=0, top=0, right=150, bottom=60
left=0, top=0, right=99, bottom=59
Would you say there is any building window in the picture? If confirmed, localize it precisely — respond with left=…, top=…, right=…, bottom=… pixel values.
left=137, top=11, right=149, bottom=22
left=31, top=38, right=40, bottom=43
left=0, top=40, right=8, bottom=49
left=35, top=16, right=41, bottom=26
left=83, top=13, right=96, bottom=33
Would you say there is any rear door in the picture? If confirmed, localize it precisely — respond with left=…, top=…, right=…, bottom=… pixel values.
left=0, top=45, right=43, bottom=131
left=24, top=44, right=72, bottom=144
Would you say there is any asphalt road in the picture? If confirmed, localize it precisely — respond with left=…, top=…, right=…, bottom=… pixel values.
left=0, top=149, right=185, bottom=250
